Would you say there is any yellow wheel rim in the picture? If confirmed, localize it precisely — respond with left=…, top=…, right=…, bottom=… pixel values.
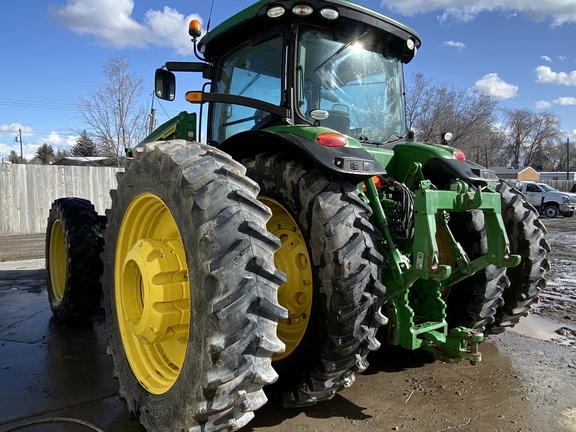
left=49, top=219, right=67, bottom=301
left=115, top=193, right=190, bottom=395
left=261, top=197, right=313, bottom=361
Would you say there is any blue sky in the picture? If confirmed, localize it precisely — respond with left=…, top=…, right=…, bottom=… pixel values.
left=1, top=0, right=575, bottom=161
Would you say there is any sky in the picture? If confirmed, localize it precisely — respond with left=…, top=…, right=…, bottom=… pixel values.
left=1, top=0, right=575, bottom=161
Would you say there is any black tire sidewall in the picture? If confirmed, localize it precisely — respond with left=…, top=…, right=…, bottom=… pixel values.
left=45, top=198, right=103, bottom=321
left=544, top=205, right=559, bottom=218
left=103, top=142, right=285, bottom=430
left=103, top=152, right=208, bottom=425
left=244, top=153, right=384, bottom=402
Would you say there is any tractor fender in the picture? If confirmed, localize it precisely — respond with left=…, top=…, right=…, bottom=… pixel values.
left=422, top=157, right=499, bottom=190
left=217, top=129, right=386, bottom=182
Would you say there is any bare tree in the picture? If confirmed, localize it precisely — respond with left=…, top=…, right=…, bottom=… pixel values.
left=76, top=55, right=147, bottom=166
left=9, top=150, right=24, bottom=164
left=498, top=108, right=561, bottom=167
left=405, top=73, right=499, bottom=163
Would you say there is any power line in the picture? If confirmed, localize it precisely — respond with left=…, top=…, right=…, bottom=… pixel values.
left=0, top=97, right=75, bottom=111
left=0, top=129, right=78, bottom=138
left=0, top=71, right=94, bottom=85
left=0, top=96, right=183, bottom=118
left=155, top=97, right=172, bottom=120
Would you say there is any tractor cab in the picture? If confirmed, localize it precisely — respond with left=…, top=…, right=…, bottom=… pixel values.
left=155, top=0, right=421, bottom=148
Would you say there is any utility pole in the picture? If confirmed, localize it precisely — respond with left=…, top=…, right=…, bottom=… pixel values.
left=567, top=138, right=570, bottom=181
left=15, top=128, right=23, bottom=163
left=149, top=108, right=156, bottom=135
left=149, top=92, right=156, bottom=135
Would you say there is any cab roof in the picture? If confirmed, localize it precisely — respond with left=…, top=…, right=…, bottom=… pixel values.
left=198, top=0, right=421, bottom=64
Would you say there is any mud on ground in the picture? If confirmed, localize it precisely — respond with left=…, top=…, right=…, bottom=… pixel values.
left=0, top=215, right=575, bottom=432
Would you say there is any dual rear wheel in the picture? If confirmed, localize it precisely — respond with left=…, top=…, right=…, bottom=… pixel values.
left=244, top=153, right=385, bottom=406
left=46, top=198, right=104, bottom=322
left=44, top=142, right=385, bottom=430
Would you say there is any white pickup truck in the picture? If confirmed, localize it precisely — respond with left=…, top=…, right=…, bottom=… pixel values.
left=516, top=181, right=576, bottom=218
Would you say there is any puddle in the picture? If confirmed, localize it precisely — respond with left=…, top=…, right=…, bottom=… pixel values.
left=509, top=313, right=576, bottom=345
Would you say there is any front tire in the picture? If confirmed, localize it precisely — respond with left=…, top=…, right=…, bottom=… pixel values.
left=46, top=198, right=104, bottom=321
left=103, top=141, right=287, bottom=431
left=489, top=181, right=550, bottom=332
left=244, top=153, right=385, bottom=407
left=543, top=205, right=560, bottom=218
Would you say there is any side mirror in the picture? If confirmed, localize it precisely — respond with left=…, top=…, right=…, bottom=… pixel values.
left=155, top=69, right=176, bottom=101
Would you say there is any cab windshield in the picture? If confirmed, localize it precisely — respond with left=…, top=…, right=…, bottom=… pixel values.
left=297, top=26, right=406, bottom=143
left=539, top=184, right=556, bottom=192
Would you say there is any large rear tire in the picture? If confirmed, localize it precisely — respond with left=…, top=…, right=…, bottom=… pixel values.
left=244, top=153, right=385, bottom=407
left=103, top=141, right=287, bottom=431
left=45, top=197, right=104, bottom=322
left=489, top=181, right=550, bottom=332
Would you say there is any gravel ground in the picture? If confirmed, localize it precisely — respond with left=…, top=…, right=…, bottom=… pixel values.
left=536, top=217, right=576, bottom=326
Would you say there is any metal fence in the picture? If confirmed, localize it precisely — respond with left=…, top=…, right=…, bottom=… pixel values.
left=542, top=180, right=576, bottom=193
left=0, top=164, right=121, bottom=235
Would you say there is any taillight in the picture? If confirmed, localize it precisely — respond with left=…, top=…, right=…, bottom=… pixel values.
left=453, top=149, right=466, bottom=161
left=317, top=133, right=347, bottom=147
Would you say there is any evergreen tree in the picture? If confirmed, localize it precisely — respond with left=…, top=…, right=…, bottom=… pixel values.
left=8, top=150, right=21, bottom=163
left=35, top=144, right=55, bottom=164
left=71, top=130, right=98, bottom=157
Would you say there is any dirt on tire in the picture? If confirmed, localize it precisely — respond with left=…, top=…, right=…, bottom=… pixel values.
left=102, top=141, right=287, bottom=432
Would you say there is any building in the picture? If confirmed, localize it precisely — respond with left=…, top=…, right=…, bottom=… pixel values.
left=490, top=166, right=540, bottom=182
left=538, top=171, right=576, bottom=181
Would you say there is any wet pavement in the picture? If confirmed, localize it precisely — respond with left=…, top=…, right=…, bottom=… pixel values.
left=0, top=259, right=140, bottom=432
left=1, top=259, right=575, bottom=432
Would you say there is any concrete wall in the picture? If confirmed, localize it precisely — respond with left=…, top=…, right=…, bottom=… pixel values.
left=0, top=164, right=122, bottom=235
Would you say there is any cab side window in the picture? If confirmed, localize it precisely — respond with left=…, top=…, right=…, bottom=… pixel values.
left=211, top=34, right=283, bottom=143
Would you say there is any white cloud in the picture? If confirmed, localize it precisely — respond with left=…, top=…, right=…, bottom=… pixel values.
left=0, top=123, right=34, bottom=135
left=380, top=0, right=576, bottom=26
left=44, top=132, right=79, bottom=148
left=471, top=73, right=518, bottom=100
left=535, top=100, right=552, bottom=109
left=553, top=97, right=576, bottom=105
left=443, top=40, right=466, bottom=51
left=53, top=0, right=201, bottom=56
left=0, top=124, right=76, bottom=161
left=53, top=0, right=150, bottom=47
left=144, top=7, right=199, bottom=56
left=535, top=65, right=576, bottom=86
left=541, top=55, right=552, bottom=63
left=535, top=97, right=576, bottom=109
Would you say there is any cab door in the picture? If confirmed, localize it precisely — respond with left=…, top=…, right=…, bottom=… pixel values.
left=523, top=183, right=544, bottom=207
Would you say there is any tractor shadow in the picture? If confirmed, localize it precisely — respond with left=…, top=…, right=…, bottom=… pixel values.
left=248, top=344, right=434, bottom=430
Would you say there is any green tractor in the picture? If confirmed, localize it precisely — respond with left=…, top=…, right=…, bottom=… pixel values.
left=45, top=1, right=549, bottom=431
